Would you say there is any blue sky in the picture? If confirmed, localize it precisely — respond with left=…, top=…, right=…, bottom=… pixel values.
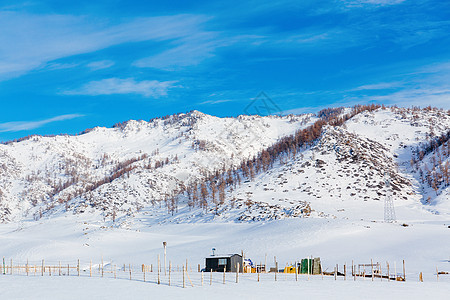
left=0, top=0, right=449, bottom=141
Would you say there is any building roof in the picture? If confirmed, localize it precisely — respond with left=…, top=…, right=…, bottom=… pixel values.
left=207, top=254, right=242, bottom=258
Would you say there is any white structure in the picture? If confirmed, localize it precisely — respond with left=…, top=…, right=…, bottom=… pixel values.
left=384, top=174, right=396, bottom=223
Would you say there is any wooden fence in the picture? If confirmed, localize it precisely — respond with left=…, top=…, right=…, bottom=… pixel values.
left=1, top=257, right=445, bottom=287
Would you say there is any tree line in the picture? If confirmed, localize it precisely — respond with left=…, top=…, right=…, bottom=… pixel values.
left=176, top=104, right=382, bottom=214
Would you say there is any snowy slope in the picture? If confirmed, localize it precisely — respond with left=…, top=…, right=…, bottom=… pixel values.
left=345, top=107, right=450, bottom=215
left=0, top=106, right=449, bottom=226
left=0, top=111, right=314, bottom=222
left=219, top=107, right=450, bottom=223
left=227, top=125, right=419, bottom=222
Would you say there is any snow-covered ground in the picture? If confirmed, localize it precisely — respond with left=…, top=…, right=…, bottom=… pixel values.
left=0, top=210, right=449, bottom=299
left=1, top=272, right=448, bottom=300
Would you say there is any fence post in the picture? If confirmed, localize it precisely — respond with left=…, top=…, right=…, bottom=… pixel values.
left=436, top=266, right=439, bottom=282
left=295, top=261, right=298, bottom=282
left=169, top=261, right=171, bottom=286
left=258, top=262, right=260, bottom=282
left=77, top=259, right=80, bottom=276
left=143, top=264, right=146, bottom=282
left=223, top=266, right=226, bottom=284
left=380, top=265, right=382, bottom=281
left=157, top=255, right=160, bottom=284
left=10, top=259, right=12, bottom=275
left=101, top=257, right=104, bottom=277
left=67, top=264, right=70, bottom=276
left=2, top=257, right=5, bottom=275
left=419, top=272, right=423, bottom=282
left=344, top=263, right=346, bottom=280
left=201, top=270, right=204, bottom=286
left=210, top=269, right=212, bottom=285
left=41, top=259, right=44, bottom=276
left=183, top=265, right=186, bottom=288
left=59, top=261, right=61, bottom=276
left=352, top=260, right=355, bottom=281
left=90, top=260, right=92, bottom=277
left=26, top=259, right=29, bottom=276
left=129, top=264, right=132, bottom=280
left=371, top=259, right=374, bottom=281
left=394, top=262, right=397, bottom=281
left=387, top=262, right=390, bottom=281
left=236, top=263, right=239, bottom=283
left=274, top=256, right=277, bottom=281
left=114, top=265, right=116, bottom=279
left=403, top=260, right=406, bottom=281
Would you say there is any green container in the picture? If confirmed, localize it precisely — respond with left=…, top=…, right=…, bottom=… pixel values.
left=300, top=258, right=313, bottom=274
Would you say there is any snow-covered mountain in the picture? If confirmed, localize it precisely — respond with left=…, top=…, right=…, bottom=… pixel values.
left=0, top=106, right=449, bottom=224
left=0, top=111, right=314, bottom=222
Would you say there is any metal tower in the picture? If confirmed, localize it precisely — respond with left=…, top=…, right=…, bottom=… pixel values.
left=384, top=173, right=396, bottom=223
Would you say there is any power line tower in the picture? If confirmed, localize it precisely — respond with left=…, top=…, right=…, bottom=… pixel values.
left=384, top=173, right=396, bottom=223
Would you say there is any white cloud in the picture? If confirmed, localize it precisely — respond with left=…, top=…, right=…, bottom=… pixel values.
left=0, top=12, right=209, bottom=80
left=0, top=114, right=84, bottom=132
left=63, top=78, right=177, bottom=98
left=134, top=32, right=228, bottom=71
left=198, top=99, right=233, bottom=105
left=349, top=82, right=403, bottom=91
left=86, top=60, right=115, bottom=71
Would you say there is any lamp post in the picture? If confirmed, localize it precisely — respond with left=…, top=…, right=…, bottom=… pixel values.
left=163, top=242, right=167, bottom=276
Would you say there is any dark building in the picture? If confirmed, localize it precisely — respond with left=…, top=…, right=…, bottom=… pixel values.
left=205, top=254, right=243, bottom=272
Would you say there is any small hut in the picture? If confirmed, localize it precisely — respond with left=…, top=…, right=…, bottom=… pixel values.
left=205, top=254, right=243, bottom=272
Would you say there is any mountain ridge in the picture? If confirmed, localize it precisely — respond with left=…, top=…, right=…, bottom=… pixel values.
left=0, top=105, right=449, bottom=225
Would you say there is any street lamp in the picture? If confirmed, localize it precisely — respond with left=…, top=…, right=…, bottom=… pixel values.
left=163, top=242, right=167, bottom=276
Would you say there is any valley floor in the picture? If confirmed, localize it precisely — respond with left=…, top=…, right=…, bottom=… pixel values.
left=0, top=207, right=449, bottom=299
left=0, top=272, right=449, bottom=300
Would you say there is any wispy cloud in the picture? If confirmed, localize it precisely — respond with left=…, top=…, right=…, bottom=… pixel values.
left=342, top=0, right=406, bottom=7
left=134, top=32, right=231, bottom=71
left=269, top=28, right=364, bottom=52
left=63, top=78, right=177, bottom=97
left=0, top=12, right=209, bottom=80
left=198, top=99, right=233, bottom=105
left=348, top=81, right=403, bottom=91
left=86, top=60, right=115, bottom=71
left=343, top=61, right=450, bottom=109
left=0, top=114, right=84, bottom=132
left=44, top=62, right=80, bottom=70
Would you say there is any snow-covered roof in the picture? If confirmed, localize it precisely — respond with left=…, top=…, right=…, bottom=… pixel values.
left=207, top=254, right=242, bottom=258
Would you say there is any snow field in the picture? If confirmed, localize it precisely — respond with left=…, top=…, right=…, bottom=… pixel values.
left=0, top=269, right=448, bottom=300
